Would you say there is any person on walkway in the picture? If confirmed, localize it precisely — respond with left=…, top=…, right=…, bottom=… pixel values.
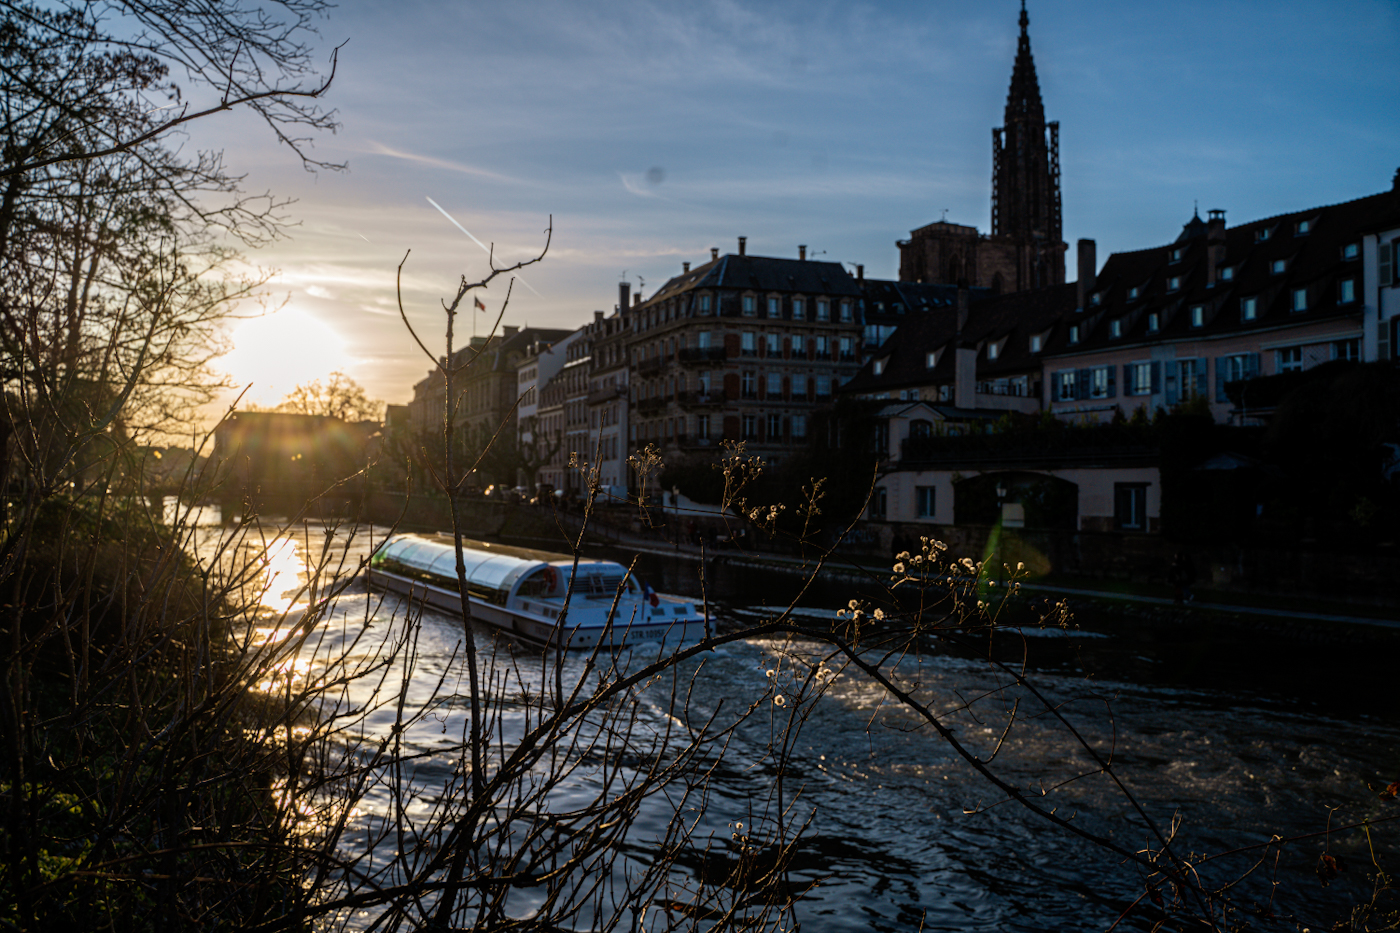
left=1169, top=551, right=1196, bottom=604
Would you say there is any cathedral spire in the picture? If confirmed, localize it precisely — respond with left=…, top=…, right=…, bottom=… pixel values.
left=991, top=0, right=1064, bottom=288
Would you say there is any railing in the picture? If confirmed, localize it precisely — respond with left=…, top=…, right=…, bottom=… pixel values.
left=587, top=385, right=627, bottom=404
left=679, top=435, right=716, bottom=449
left=900, top=424, right=1159, bottom=467
left=976, top=381, right=1042, bottom=399
left=676, top=391, right=723, bottom=409
left=637, top=356, right=666, bottom=374
left=636, top=396, right=668, bottom=414
left=678, top=346, right=726, bottom=364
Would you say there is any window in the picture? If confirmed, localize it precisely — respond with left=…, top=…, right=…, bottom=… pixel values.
left=741, top=332, right=756, bottom=356
left=916, top=486, right=936, bottom=519
left=1110, top=319, right=1123, bottom=339
left=1068, top=324, right=1080, bottom=344
left=1220, top=266, right=1234, bottom=281
left=869, top=486, right=887, bottom=520
left=1340, top=278, right=1356, bottom=304
left=792, top=298, right=804, bottom=320
left=926, top=350, right=938, bottom=368
left=1089, top=365, right=1115, bottom=399
left=1296, top=219, right=1311, bottom=235
left=1335, top=338, right=1360, bottom=361
left=1170, top=248, right=1183, bottom=263
left=1147, top=312, right=1160, bottom=333
left=1128, top=286, right=1140, bottom=301
left=816, top=335, right=829, bottom=357
left=872, top=359, right=885, bottom=375
left=839, top=301, right=852, bottom=322
left=699, top=294, right=712, bottom=314
left=1190, top=304, right=1205, bottom=327
left=1126, top=361, right=1157, bottom=396
left=1167, top=276, right=1181, bottom=291
left=1114, top=484, right=1148, bottom=531
left=765, top=333, right=780, bottom=356
left=1343, top=242, right=1360, bottom=260
left=742, top=295, right=756, bottom=316
left=1271, top=259, right=1286, bottom=275
left=1091, top=292, right=1102, bottom=306
left=815, top=300, right=827, bottom=321
left=766, top=372, right=782, bottom=396
left=1055, top=370, right=1077, bottom=401
left=1292, top=288, right=1308, bottom=312
left=741, top=371, right=756, bottom=398
left=1278, top=347, right=1303, bottom=373
left=791, top=414, right=807, bottom=439
left=742, top=414, right=758, bottom=440
left=1382, top=239, right=1398, bottom=286
left=768, top=296, right=781, bottom=318
left=1241, top=296, right=1258, bottom=321
left=767, top=413, right=782, bottom=439
left=1256, top=226, right=1272, bottom=242
left=1172, top=358, right=1205, bottom=404
left=815, top=375, right=832, bottom=399
left=791, top=373, right=807, bottom=397
left=839, top=336, right=854, bottom=360
left=697, top=414, right=710, bottom=439
left=987, top=340, right=999, bottom=360
left=1216, top=352, right=1261, bottom=401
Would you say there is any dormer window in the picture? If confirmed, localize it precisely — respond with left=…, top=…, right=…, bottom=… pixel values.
left=1030, top=334, right=1042, bottom=353
left=1220, top=266, right=1235, bottom=282
left=1296, top=219, right=1311, bottom=235
left=1340, top=278, right=1356, bottom=304
left=872, top=359, right=886, bottom=376
left=1343, top=242, right=1360, bottom=260
left=1271, top=259, right=1286, bottom=275
left=1090, top=292, right=1102, bottom=307
left=1167, top=276, right=1181, bottom=291
left=1110, top=319, right=1123, bottom=338
left=742, top=295, right=756, bottom=316
left=987, top=340, right=1000, bottom=360
left=1068, top=324, right=1080, bottom=344
left=1256, top=226, right=1272, bottom=242
left=925, top=350, right=938, bottom=369
left=1292, top=288, right=1308, bottom=312
left=1127, top=287, right=1140, bottom=301
left=1147, top=312, right=1160, bottom=333
left=1242, top=296, right=1258, bottom=321
left=1190, top=304, right=1205, bottom=327
left=698, top=295, right=712, bottom=314
left=1170, top=248, right=1183, bottom=263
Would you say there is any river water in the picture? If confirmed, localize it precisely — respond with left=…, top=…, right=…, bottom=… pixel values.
left=213, top=521, right=1400, bottom=932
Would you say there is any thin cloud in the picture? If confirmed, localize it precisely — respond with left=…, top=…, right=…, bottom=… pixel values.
left=362, top=141, right=522, bottom=184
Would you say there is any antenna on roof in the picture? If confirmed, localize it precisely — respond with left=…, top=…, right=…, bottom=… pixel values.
left=940, top=208, right=949, bottom=221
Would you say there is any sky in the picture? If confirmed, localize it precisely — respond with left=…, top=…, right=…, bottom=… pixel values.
left=191, top=0, right=1400, bottom=411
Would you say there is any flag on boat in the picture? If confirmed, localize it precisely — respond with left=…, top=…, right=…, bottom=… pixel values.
left=641, top=580, right=659, bottom=607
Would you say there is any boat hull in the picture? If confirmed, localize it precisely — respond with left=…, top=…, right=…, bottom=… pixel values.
left=367, top=567, right=706, bottom=651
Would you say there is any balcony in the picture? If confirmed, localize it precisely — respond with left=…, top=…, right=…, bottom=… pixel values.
left=678, top=346, right=726, bottom=364
left=637, top=356, right=666, bottom=375
left=587, top=384, right=628, bottom=405
left=899, top=424, right=1158, bottom=469
left=676, top=391, right=724, bottom=409
left=636, top=396, right=668, bottom=414
left=678, top=435, right=717, bottom=450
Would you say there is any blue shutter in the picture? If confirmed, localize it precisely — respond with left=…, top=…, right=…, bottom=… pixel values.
left=1215, top=356, right=1227, bottom=401
left=1165, top=363, right=1179, bottom=406
left=1077, top=368, right=1090, bottom=400
left=1382, top=239, right=1395, bottom=288
left=1106, top=366, right=1116, bottom=399
left=1195, top=359, right=1207, bottom=398
left=1151, top=362, right=1162, bottom=394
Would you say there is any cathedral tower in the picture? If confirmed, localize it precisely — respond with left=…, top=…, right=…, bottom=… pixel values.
left=898, top=2, right=1067, bottom=293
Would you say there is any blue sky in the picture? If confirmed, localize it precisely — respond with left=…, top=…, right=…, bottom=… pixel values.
left=197, top=0, right=1400, bottom=408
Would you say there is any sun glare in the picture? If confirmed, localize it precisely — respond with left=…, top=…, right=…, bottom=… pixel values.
left=220, top=308, right=349, bottom=407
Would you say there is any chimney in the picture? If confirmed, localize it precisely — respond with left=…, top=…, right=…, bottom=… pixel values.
left=856, top=264, right=864, bottom=282
left=619, top=281, right=631, bottom=312
left=954, top=347, right=978, bottom=410
left=1393, top=165, right=1400, bottom=192
left=594, top=310, right=604, bottom=323
left=1076, top=238, right=1097, bottom=310
left=798, top=245, right=807, bottom=261
left=633, top=293, right=641, bottom=307
left=710, top=247, right=719, bottom=262
left=738, top=236, right=747, bottom=256
left=956, top=284, right=969, bottom=334
left=683, top=261, right=690, bottom=273
left=1206, top=210, right=1227, bottom=286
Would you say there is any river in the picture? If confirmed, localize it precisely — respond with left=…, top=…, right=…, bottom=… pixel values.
left=212, top=520, right=1400, bottom=932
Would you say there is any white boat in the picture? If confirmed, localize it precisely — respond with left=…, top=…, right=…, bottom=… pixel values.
left=367, top=533, right=707, bottom=650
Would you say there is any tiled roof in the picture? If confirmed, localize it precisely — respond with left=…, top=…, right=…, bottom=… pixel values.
left=643, top=254, right=862, bottom=304
left=1043, top=186, right=1400, bottom=358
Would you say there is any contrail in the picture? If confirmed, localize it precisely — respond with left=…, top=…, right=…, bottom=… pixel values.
left=425, top=196, right=541, bottom=297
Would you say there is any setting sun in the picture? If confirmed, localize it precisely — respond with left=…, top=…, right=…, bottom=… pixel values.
left=219, top=307, right=349, bottom=407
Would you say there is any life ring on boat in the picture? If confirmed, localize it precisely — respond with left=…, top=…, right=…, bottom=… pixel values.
left=543, top=565, right=559, bottom=592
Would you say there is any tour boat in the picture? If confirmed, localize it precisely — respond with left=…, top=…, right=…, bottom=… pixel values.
left=367, top=533, right=707, bottom=650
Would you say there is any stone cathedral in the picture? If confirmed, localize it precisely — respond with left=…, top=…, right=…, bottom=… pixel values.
left=897, top=2, right=1067, bottom=294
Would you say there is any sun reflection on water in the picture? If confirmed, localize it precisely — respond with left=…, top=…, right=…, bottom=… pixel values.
left=258, top=537, right=308, bottom=613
